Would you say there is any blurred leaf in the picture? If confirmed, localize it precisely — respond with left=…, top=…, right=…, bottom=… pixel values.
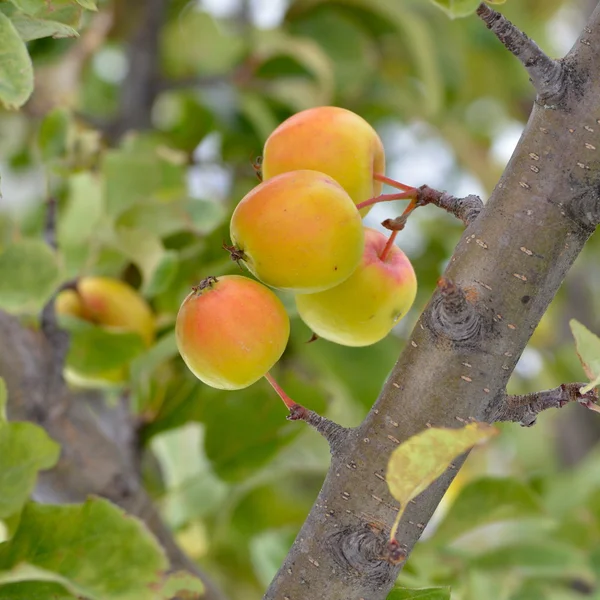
left=103, top=146, right=186, bottom=219
left=0, top=239, right=60, bottom=312
left=151, top=571, right=204, bottom=599
left=0, top=581, right=75, bottom=599
left=59, top=315, right=146, bottom=378
left=430, top=0, right=480, bottom=18
left=468, top=542, right=595, bottom=583
left=433, top=477, right=544, bottom=544
left=161, top=10, right=245, bottom=78
left=249, top=529, right=296, bottom=589
left=117, top=198, right=225, bottom=238
left=9, top=13, right=78, bottom=41
left=75, top=0, right=96, bottom=9
left=387, top=423, right=498, bottom=535
left=6, top=0, right=82, bottom=27
left=0, top=498, right=168, bottom=600
left=0, top=378, right=60, bottom=519
left=387, top=588, right=451, bottom=600
left=38, top=108, right=70, bottom=160
left=144, top=250, right=179, bottom=297
left=150, top=424, right=228, bottom=528
left=0, top=12, right=33, bottom=108
left=570, top=319, right=600, bottom=393
left=201, top=370, right=328, bottom=482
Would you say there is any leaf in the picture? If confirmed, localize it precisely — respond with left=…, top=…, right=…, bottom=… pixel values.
left=150, top=571, right=204, bottom=600
left=59, top=315, right=146, bottom=378
left=0, top=12, right=33, bottom=108
left=75, top=0, right=96, bottom=10
left=0, top=497, right=168, bottom=600
left=386, top=422, right=498, bottom=537
left=433, top=477, right=544, bottom=544
left=0, top=239, right=60, bottom=312
left=9, top=13, right=78, bottom=41
left=0, top=580, right=75, bottom=599
left=429, top=0, right=481, bottom=18
left=0, top=378, right=61, bottom=519
left=387, top=587, right=451, bottom=600
left=143, top=250, right=179, bottom=297
left=468, top=541, right=595, bottom=584
left=570, top=320, right=600, bottom=393
left=38, top=108, right=70, bottom=160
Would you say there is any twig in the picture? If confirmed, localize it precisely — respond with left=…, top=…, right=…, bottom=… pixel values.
left=496, top=383, right=599, bottom=426
left=44, top=197, right=58, bottom=250
left=476, top=4, right=565, bottom=103
left=382, top=185, right=483, bottom=230
left=287, top=404, right=349, bottom=454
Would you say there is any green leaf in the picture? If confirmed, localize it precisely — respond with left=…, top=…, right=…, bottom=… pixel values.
left=151, top=571, right=204, bottom=599
left=0, top=498, right=168, bottom=600
left=433, top=477, right=544, bottom=544
left=75, top=0, right=96, bottom=10
left=0, top=581, right=75, bottom=599
left=0, top=378, right=61, bottom=519
left=468, top=541, right=594, bottom=583
left=143, top=250, right=179, bottom=297
left=570, top=319, right=600, bottom=393
left=38, top=108, right=70, bottom=160
left=386, top=423, right=498, bottom=537
left=201, top=370, right=328, bottom=482
left=6, top=1, right=82, bottom=28
left=387, top=587, right=451, bottom=600
left=103, top=147, right=186, bottom=219
left=0, top=239, right=60, bottom=312
left=429, top=0, right=481, bottom=18
left=0, top=12, right=33, bottom=108
left=9, top=13, right=78, bottom=41
left=59, top=315, right=146, bottom=379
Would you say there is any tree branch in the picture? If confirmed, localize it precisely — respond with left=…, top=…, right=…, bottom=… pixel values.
left=495, top=383, right=599, bottom=426
left=0, top=311, right=227, bottom=600
left=476, top=3, right=566, bottom=104
left=266, top=4, right=600, bottom=598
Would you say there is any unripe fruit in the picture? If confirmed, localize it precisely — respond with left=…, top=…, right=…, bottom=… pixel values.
left=261, top=106, right=385, bottom=215
left=56, top=277, right=155, bottom=346
left=230, top=170, right=364, bottom=293
left=176, top=275, right=290, bottom=390
left=295, top=227, right=417, bottom=347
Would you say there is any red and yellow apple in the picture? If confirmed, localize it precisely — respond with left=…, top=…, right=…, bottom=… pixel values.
left=295, top=227, right=417, bottom=346
left=176, top=275, right=290, bottom=390
left=261, top=106, right=385, bottom=215
left=229, top=170, right=364, bottom=293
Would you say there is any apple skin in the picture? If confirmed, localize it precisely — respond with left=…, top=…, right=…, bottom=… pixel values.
left=175, top=275, right=290, bottom=390
left=261, top=106, right=385, bottom=215
left=230, top=170, right=364, bottom=293
left=295, top=227, right=417, bottom=347
left=56, top=277, right=155, bottom=346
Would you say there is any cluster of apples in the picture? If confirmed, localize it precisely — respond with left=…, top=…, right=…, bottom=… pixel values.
left=176, top=106, right=418, bottom=394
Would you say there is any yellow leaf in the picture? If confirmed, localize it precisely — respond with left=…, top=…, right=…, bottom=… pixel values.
left=386, top=422, right=498, bottom=539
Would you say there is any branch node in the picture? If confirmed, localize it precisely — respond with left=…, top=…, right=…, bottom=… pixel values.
left=476, top=4, right=565, bottom=104
left=380, top=539, right=407, bottom=566
left=287, top=405, right=349, bottom=453
left=497, top=382, right=598, bottom=426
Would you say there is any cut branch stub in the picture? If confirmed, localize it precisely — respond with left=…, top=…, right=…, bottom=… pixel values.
left=427, top=277, right=485, bottom=345
left=476, top=4, right=566, bottom=105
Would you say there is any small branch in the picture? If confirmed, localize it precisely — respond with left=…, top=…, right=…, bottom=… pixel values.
left=476, top=4, right=565, bottom=103
left=44, top=197, right=58, bottom=250
left=287, top=404, right=349, bottom=454
left=382, top=185, right=483, bottom=231
left=496, top=383, right=599, bottom=426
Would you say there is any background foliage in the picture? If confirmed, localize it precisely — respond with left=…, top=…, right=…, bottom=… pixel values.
left=1, top=0, right=600, bottom=598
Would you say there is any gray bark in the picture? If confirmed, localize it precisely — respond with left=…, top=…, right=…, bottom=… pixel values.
left=265, top=4, right=600, bottom=599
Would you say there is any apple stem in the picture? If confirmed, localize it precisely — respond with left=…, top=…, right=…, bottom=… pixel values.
left=264, top=372, right=349, bottom=451
left=379, top=230, right=398, bottom=262
left=264, top=371, right=298, bottom=411
left=356, top=190, right=417, bottom=211
left=373, top=173, right=414, bottom=192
